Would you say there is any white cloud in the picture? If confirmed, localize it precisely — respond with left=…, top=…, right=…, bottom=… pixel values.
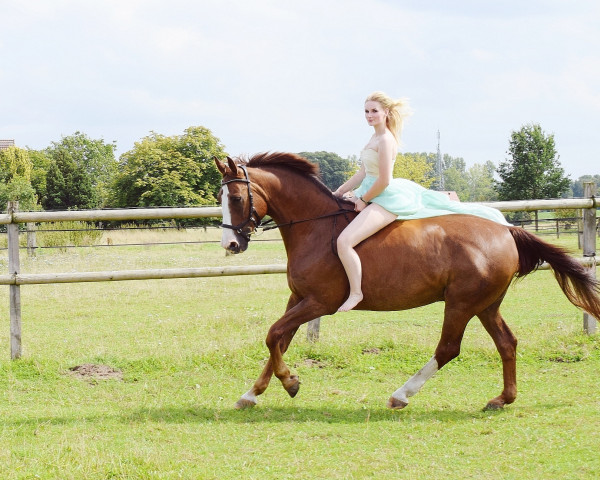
left=1, top=0, right=599, bottom=177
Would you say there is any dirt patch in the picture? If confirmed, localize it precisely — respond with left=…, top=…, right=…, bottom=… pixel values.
left=67, top=363, right=123, bottom=381
left=548, top=356, right=583, bottom=364
left=297, top=358, right=327, bottom=369
left=362, top=347, right=381, bottom=355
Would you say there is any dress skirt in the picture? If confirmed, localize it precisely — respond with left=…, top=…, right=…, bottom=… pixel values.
left=354, top=176, right=510, bottom=225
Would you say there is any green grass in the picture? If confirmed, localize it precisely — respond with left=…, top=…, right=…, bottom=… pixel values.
left=0, top=229, right=598, bottom=479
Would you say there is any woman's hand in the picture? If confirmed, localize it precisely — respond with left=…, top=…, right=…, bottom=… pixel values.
left=354, top=197, right=368, bottom=212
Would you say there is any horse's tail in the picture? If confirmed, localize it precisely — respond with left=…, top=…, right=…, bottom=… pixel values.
left=509, top=226, right=600, bottom=319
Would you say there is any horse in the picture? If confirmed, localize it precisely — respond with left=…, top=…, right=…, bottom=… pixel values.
left=215, top=152, right=600, bottom=411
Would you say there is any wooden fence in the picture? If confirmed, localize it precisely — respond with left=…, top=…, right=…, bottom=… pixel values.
left=1, top=182, right=598, bottom=359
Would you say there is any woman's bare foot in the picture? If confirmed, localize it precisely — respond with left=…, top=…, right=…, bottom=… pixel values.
left=338, top=292, right=364, bottom=312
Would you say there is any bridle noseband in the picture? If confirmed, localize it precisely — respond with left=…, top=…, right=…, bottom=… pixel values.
left=220, top=165, right=261, bottom=242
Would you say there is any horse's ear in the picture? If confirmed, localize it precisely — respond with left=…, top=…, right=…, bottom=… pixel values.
left=214, top=156, right=239, bottom=177
left=214, top=157, right=227, bottom=176
left=226, top=156, right=238, bottom=175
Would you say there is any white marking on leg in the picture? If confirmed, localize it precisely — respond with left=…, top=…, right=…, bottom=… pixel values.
left=240, top=389, right=257, bottom=405
left=220, top=185, right=238, bottom=249
left=391, top=356, right=439, bottom=404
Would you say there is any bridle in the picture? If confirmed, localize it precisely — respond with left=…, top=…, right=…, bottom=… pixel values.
left=220, top=165, right=261, bottom=242
left=220, top=164, right=355, bottom=250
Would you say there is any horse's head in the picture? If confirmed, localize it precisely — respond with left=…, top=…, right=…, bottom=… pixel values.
left=215, top=156, right=262, bottom=254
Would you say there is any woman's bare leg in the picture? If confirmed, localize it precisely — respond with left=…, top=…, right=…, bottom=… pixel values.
left=337, top=204, right=397, bottom=311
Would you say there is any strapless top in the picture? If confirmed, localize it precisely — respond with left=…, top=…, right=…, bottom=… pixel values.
left=360, top=149, right=381, bottom=177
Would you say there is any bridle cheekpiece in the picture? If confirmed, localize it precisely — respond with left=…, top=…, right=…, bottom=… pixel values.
left=220, top=165, right=261, bottom=242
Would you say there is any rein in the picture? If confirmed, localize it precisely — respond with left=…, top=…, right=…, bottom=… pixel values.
left=260, top=207, right=354, bottom=232
left=220, top=165, right=355, bottom=252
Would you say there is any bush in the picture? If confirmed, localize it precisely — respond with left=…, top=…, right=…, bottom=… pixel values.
left=506, top=211, right=532, bottom=224
left=554, top=208, right=579, bottom=230
left=37, top=221, right=103, bottom=252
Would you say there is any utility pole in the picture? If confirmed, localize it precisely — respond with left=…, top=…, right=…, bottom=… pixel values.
left=436, top=130, right=444, bottom=190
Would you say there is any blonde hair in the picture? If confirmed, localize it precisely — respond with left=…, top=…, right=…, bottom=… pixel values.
left=365, top=91, right=412, bottom=142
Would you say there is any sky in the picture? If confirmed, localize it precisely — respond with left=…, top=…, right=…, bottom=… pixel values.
left=1, top=0, right=599, bottom=178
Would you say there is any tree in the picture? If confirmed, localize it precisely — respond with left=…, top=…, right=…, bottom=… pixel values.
left=111, top=126, right=226, bottom=209
left=0, top=176, right=37, bottom=212
left=28, top=149, right=52, bottom=203
left=0, top=146, right=33, bottom=182
left=495, top=123, right=570, bottom=225
left=571, top=175, right=600, bottom=198
left=443, top=154, right=467, bottom=173
left=439, top=155, right=469, bottom=199
left=495, top=123, right=570, bottom=201
left=0, top=146, right=38, bottom=211
left=424, top=152, right=468, bottom=192
left=443, top=168, right=469, bottom=200
left=298, top=151, right=355, bottom=190
left=393, top=153, right=434, bottom=187
left=45, top=132, right=117, bottom=207
left=43, top=150, right=97, bottom=210
left=466, top=161, right=498, bottom=202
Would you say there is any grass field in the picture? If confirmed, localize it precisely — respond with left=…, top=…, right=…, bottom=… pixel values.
left=0, top=228, right=598, bottom=479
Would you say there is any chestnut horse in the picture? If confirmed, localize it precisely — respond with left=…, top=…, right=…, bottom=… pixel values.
left=215, top=153, right=600, bottom=411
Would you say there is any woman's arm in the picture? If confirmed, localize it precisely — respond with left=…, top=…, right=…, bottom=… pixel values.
left=333, top=163, right=366, bottom=197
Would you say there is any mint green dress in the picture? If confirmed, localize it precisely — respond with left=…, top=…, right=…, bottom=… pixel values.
left=353, top=149, right=510, bottom=225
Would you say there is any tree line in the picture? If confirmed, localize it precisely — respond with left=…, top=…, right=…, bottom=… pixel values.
left=1, top=123, right=597, bottom=218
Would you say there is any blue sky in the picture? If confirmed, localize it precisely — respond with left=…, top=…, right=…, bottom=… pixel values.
left=2, top=0, right=599, bottom=178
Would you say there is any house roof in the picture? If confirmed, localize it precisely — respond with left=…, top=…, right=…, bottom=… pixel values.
left=0, top=139, right=15, bottom=150
left=440, top=191, right=460, bottom=202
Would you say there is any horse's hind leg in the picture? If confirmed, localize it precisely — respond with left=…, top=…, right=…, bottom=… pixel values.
left=388, top=305, right=472, bottom=409
left=477, top=301, right=518, bottom=410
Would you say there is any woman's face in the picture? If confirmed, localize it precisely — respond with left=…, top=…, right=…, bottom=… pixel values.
left=364, top=100, right=387, bottom=128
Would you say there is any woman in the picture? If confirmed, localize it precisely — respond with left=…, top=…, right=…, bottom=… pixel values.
left=333, top=92, right=509, bottom=312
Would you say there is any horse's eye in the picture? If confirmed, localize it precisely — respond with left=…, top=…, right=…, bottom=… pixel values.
left=230, top=195, right=242, bottom=202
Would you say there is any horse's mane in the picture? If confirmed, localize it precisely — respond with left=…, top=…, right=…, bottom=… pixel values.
left=238, top=152, right=336, bottom=198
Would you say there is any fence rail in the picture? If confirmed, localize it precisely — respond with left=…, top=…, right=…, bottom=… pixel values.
left=478, top=198, right=596, bottom=211
left=0, top=264, right=288, bottom=285
left=0, top=198, right=595, bottom=226
left=0, top=206, right=222, bottom=225
left=2, top=183, right=598, bottom=359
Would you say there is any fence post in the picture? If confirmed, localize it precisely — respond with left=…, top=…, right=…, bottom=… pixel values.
left=582, top=182, right=597, bottom=335
left=27, top=222, right=37, bottom=257
left=577, top=209, right=583, bottom=249
left=307, top=317, right=321, bottom=342
left=8, top=201, right=22, bottom=359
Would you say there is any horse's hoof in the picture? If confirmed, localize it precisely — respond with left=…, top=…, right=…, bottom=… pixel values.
left=286, top=375, right=300, bottom=398
left=483, top=401, right=504, bottom=411
left=387, top=397, right=408, bottom=410
left=234, top=398, right=257, bottom=410
left=483, top=394, right=511, bottom=411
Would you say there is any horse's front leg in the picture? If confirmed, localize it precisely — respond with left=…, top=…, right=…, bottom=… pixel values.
left=235, top=296, right=326, bottom=408
left=235, top=358, right=275, bottom=409
left=235, top=328, right=297, bottom=409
